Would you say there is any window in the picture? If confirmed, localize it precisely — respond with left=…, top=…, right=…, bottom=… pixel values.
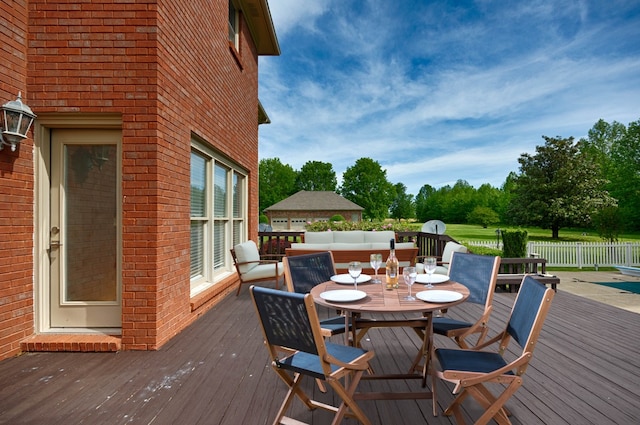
left=228, top=1, right=239, bottom=49
left=190, top=140, right=247, bottom=296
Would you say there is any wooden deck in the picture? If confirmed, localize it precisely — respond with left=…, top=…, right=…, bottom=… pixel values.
left=1, top=283, right=639, bottom=425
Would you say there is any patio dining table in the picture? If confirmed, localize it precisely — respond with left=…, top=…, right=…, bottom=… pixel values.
left=310, top=276, right=469, bottom=407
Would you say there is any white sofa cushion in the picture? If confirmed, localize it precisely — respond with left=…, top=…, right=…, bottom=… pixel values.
left=363, top=230, right=396, bottom=243
left=328, top=243, right=371, bottom=250
left=333, top=231, right=365, bottom=243
left=304, top=231, right=335, bottom=244
left=370, top=241, right=415, bottom=250
left=234, top=241, right=261, bottom=274
left=290, top=243, right=331, bottom=250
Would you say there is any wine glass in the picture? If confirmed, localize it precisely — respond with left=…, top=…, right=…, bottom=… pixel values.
left=403, top=266, right=417, bottom=301
left=348, top=261, right=362, bottom=290
left=424, top=257, right=437, bottom=289
left=370, top=253, right=382, bottom=283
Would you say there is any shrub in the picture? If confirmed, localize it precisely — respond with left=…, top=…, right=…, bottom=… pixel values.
left=305, top=220, right=413, bottom=232
left=501, top=229, right=528, bottom=258
left=466, top=245, right=502, bottom=256
left=259, top=214, right=269, bottom=224
left=330, top=214, right=345, bottom=222
left=260, top=238, right=292, bottom=259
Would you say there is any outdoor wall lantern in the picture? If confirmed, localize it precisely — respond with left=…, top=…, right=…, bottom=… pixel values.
left=0, top=92, right=37, bottom=151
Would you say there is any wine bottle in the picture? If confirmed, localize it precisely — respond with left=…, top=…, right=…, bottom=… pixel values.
left=385, top=239, right=399, bottom=289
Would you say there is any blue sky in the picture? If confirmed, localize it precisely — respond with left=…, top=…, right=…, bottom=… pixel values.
left=258, top=0, right=640, bottom=196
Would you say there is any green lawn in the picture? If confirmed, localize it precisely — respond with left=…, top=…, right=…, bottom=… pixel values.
left=406, top=222, right=640, bottom=242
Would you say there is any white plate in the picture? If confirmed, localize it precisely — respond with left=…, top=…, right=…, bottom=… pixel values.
left=416, top=290, right=463, bottom=303
left=415, top=274, right=449, bottom=284
left=320, top=290, right=367, bottom=303
left=330, top=274, right=372, bottom=284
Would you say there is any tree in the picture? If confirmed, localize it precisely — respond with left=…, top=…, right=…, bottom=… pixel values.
left=258, top=158, right=297, bottom=213
left=389, top=183, right=415, bottom=220
left=508, top=136, right=615, bottom=239
left=415, top=184, right=437, bottom=222
left=581, top=118, right=640, bottom=230
left=500, top=172, right=518, bottom=224
left=608, top=119, right=640, bottom=230
left=474, top=183, right=507, bottom=220
left=441, top=180, right=476, bottom=223
left=339, top=158, right=395, bottom=220
left=423, top=185, right=450, bottom=222
left=295, top=161, right=338, bottom=192
left=467, top=206, right=500, bottom=228
left=592, top=206, right=622, bottom=242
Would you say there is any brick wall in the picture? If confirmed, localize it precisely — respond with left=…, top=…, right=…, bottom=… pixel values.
left=0, top=2, right=34, bottom=361
left=0, top=0, right=262, bottom=356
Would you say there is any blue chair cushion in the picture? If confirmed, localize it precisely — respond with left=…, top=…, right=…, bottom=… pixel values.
left=432, top=316, right=473, bottom=334
left=319, top=316, right=350, bottom=335
left=277, top=341, right=369, bottom=380
left=435, top=348, right=514, bottom=375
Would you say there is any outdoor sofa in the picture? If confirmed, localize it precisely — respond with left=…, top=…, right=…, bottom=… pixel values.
left=285, top=230, right=418, bottom=273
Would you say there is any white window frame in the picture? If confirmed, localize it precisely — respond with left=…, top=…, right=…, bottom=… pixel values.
left=190, top=139, right=247, bottom=297
left=228, top=0, right=239, bottom=50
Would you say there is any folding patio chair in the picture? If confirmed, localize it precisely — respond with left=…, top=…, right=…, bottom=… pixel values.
left=250, top=285, right=375, bottom=425
left=283, top=251, right=350, bottom=337
left=432, top=276, right=555, bottom=425
left=231, top=240, right=283, bottom=296
left=432, top=252, right=501, bottom=348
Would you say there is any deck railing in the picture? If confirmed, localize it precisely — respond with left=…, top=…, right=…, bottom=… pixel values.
left=257, top=231, right=456, bottom=260
left=466, top=240, right=640, bottom=268
left=259, top=233, right=640, bottom=268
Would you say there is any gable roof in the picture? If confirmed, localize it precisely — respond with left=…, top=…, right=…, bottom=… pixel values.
left=264, top=191, right=364, bottom=212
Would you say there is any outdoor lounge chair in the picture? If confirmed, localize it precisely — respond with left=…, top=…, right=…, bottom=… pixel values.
left=231, top=240, right=283, bottom=296
left=432, top=252, right=501, bottom=348
left=417, top=241, right=469, bottom=275
left=250, top=285, right=375, bottom=425
left=283, top=251, right=350, bottom=337
left=432, top=275, right=555, bottom=424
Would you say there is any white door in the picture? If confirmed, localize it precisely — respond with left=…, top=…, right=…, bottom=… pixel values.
left=49, top=129, right=121, bottom=328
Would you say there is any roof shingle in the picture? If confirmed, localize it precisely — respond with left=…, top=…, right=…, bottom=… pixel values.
left=264, top=191, right=363, bottom=211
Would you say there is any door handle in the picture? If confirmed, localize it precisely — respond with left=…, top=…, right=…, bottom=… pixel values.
left=50, top=227, right=61, bottom=249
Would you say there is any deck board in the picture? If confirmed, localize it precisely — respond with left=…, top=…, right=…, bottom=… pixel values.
left=0, top=284, right=639, bottom=425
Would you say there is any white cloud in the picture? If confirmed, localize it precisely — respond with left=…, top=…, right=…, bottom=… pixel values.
left=260, top=0, right=640, bottom=195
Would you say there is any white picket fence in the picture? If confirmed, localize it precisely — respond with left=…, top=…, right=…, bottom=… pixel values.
left=465, top=241, right=640, bottom=268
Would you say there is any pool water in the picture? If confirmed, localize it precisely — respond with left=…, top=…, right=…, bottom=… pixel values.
left=593, top=282, right=640, bottom=294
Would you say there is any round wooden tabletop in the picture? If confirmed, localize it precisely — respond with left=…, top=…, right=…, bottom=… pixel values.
left=310, top=275, right=470, bottom=314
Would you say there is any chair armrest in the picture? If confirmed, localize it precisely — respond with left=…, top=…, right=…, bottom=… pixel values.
left=257, top=258, right=279, bottom=264
left=323, top=352, right=373, bottom=371
left=235, top=258, right=278, bottom=266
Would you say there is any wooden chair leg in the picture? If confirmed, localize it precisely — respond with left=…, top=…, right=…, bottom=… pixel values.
left=273, top=369, right=315, bottom=412
left=315, top=378, right=327, bottom=393
left=326, top=370, right=371, bottom=425
left=468, top=379, right=521, bottom=425
left=474, top=382, right=512, bottom=417
left=444, top=388, right=470, bottom=417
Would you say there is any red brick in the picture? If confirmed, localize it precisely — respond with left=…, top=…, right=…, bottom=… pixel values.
left=1, top=0, right=264, bottom=360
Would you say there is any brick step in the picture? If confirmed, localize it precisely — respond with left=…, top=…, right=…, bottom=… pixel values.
left=21, top=334, right=121, bottom=353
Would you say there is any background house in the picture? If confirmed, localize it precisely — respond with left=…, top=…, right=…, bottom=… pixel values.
left=264, top=191, right=364, bottom=230
left=0, top=0, right=279, bottom=361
